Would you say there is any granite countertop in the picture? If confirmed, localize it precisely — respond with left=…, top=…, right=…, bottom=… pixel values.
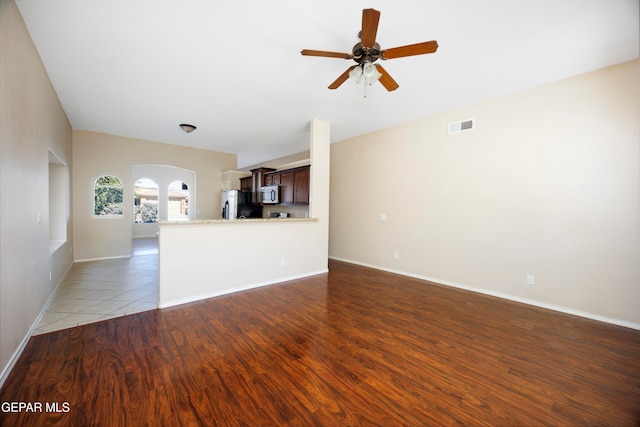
left=159, top=217, right=318, bottom=226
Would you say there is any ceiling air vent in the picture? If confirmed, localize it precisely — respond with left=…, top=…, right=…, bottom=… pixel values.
left=448, top=118, right=474, bottom=134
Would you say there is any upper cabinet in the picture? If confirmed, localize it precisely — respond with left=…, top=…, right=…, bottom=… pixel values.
left=293, top=166, right=309, bottom=205
left=239, top=176, right=252, bottom=192
left=280, top=170, right=295, bottom=204
left=249, top=167, right=276, bottom=204
left=266, top=165, right=310, bottom=205
left=264, top=173, right=280, bottom=186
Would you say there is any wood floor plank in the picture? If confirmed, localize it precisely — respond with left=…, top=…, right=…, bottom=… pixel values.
left=1, top=259, right=639, bottom=426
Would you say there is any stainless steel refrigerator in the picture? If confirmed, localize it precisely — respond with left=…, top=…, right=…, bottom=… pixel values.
left=221, top=190, right=261, bottom=219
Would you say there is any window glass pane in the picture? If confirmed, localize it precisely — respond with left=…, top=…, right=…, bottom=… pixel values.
left=168, top=181, right=189, bottom=221
left=134, top=178, right=158, bottom=223
left=94, top=175, right=123, bottom=216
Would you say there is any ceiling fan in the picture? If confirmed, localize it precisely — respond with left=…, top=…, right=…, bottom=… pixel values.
left=301, top=8, right=438, bottom=92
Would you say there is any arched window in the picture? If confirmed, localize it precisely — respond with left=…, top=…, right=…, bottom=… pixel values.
left=134, top=178, right=158, bottom=223
left=168, top=181, right=189, bottom=221
left=93, top=175, right=123, bottom=216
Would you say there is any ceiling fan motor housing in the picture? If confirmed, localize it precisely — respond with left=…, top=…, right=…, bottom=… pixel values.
left=352, top=42, right=382, bottom=64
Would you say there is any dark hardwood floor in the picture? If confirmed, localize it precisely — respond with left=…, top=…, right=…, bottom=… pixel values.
left=2, top=260, right=639, bottom=426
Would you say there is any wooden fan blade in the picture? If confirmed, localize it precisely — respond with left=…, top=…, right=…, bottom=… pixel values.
left=375, top=64, right=399, bottom=91
left=381, top=40, right=439, bottom=59
left=328, top=66, right=357, bottom=89
left=301, top=49, right=352, bottom=59
left=361, top=8, right=381, bottom=48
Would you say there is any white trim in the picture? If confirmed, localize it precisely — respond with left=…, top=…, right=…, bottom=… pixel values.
left=329, top=256, right=640, bottom=331
left=0, top=332, right=33, bottom=390
left=49, top=240, right=66, bottom=256
left=0, top=261, right=73, bottom=388
left=159, top=269, right=328, bottom=309
left=75, top=255, right=131, bottom=263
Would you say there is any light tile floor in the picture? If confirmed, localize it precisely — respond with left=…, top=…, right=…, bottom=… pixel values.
left=34, top=237, right=159, bottom=335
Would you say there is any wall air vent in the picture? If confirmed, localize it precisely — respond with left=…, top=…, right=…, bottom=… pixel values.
left=448, top=118, right=475, bottom=134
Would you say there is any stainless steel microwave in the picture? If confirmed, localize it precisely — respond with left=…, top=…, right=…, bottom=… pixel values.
left=261, top=185, right=280, bottom=204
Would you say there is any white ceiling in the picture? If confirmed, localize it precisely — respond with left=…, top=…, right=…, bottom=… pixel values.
left=15, top=0, right=639, bottom=168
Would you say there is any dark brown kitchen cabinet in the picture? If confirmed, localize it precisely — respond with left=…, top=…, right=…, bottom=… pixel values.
left=293, top=166, right=309, bottom=205
left=280, top=171, right=295, bottom=204
left=265, top=165, right=310, bottom=205
left=264, top=173, right=281, bottom=186
left=250, top=167, right=275, bottom=204
left=240, top=176, right=252, bottom=192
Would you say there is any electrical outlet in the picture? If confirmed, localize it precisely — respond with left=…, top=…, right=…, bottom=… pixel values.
left=526, top=275, right=535, bottom=285
left=380, top=214, right=387, bottom=221
left=281, top=258, right=286, bottom=267
left=393, top=252, right=399, bottom=260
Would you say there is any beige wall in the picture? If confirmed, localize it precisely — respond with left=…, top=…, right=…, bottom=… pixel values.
left=242, top=150, right=310, bottom=171
left=0, top=0, right=73, bottom=382
left=73, top=131, right=236, bottom=261
left=330, top=60, right=640, bottom=327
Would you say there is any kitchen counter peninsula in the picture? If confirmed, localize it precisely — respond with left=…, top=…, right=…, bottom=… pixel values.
left=157, top=216, right=326, bottom=308
left=160, top=217, right=318, bottom=226
left=159, top=118, right=330, bottom=309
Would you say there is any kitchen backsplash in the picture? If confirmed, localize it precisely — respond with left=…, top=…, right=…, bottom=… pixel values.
left=262, top=205, right=309, bottom=219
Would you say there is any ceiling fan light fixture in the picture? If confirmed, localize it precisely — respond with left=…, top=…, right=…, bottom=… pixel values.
left=179, top=123, right=196, bottom=133
left=349, top=65, right=363, bottom=83
left=362, top=62, right=381, bottom=82
left=349, top=61, right=381, bottom=86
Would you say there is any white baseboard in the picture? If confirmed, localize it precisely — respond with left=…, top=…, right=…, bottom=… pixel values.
left=159, top=269, right=328, bottom=309
left=329, top=256, right=640, bottom=331
left=0, top=261, right=74, bottom=388
left=74, top=254, right=131, bottom=262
